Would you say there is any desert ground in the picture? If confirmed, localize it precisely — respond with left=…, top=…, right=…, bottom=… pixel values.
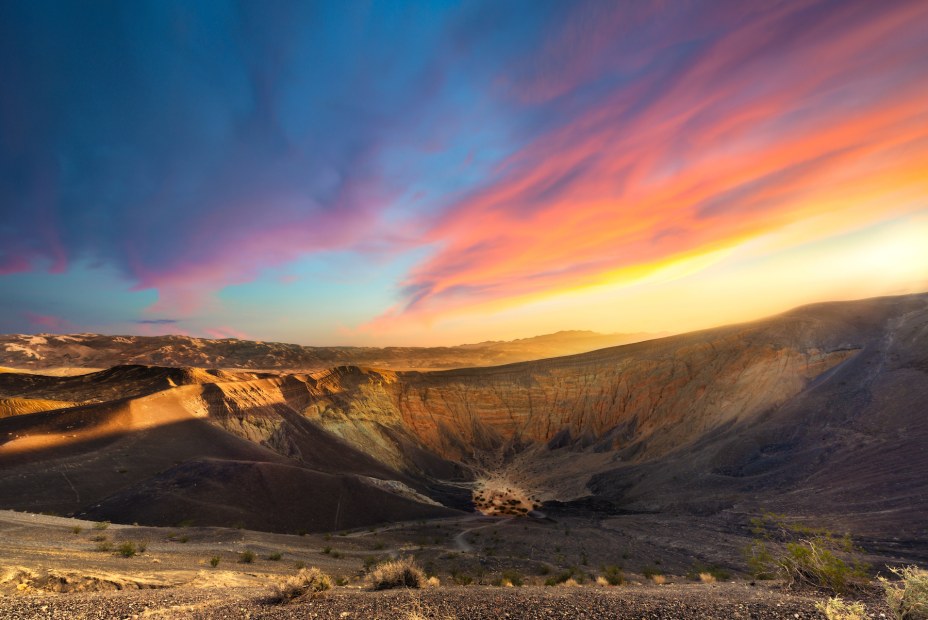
left=0, top=508, right=901, bottom=619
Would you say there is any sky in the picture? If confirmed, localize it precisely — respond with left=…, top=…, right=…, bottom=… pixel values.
left=1, top=0, right=927, bottom=346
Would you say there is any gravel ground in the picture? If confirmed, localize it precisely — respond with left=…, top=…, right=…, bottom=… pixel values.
left=0, top=582, right=881, bottom=620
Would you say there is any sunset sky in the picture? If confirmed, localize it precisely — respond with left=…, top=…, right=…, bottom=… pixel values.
left=1, top=0, right=927, bottom=345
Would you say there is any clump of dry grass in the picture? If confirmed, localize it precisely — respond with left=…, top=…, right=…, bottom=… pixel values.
left=370, top=557, right=425, bottom=590
left=699, top=572, right=716, bottom=584
left=815, top=597, right=868, bottom=620
left=426, top=576, right=441, bottom=588
left=595, top=576, right=609, bottom=587
left=273, top=567, right=333, bottom=603
left=652, top=574, right=667, bottom=585
left=561, top=578, right=580, bottom=587
left=404, top=591, right=458, bottom=620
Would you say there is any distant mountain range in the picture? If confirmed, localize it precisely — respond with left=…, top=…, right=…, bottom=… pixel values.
left=0, top=330, right=662, bottom=371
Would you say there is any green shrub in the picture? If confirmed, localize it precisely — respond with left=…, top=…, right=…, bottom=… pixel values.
left=497, top=569, right=523, bottom=587
left=602, top=565, right=624, bottom=586
left=321, top=546, right=332, bottom=555
left=451, top=569, right=473, bottom=585
left=545, top=566, right=585, bottom=586
left=95, top=540, right=113, bottom=552
left=815, top=596, right=868, bottom=620
left=239, top=550, right=256, bottom=564
left=880, top=565, right=928, bottom=620
left=746, top=514, right=869, bottom=594
left=93, top=521, right=109, bottom=530
left=71, top=525, right=83, bottom=535
left=116, top=541, right=138, bottom=558
left=210, top=556, right=220, bottom=567
left=370, top=557, right=425, bottom=590
left=687, top=563, right=730, bottom=582
left=267, top=552, right=282, bottom=561
left=642, top=566, right=663, bottom=580
left=273, top=567, right=332, bottom=603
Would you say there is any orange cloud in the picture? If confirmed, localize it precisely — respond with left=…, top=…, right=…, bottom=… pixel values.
left=368, top=0, right=928, bottom=333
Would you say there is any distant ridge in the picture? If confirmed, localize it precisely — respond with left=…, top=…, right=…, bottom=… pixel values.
left=0, top=330, right=661, bottom=372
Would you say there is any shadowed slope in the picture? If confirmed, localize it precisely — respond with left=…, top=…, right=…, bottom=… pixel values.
left=79, top=458, right=455, bottom=532
left=0, top=369, right=465, bottom=530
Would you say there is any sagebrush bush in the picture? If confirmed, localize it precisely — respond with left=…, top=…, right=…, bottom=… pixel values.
left=881, top=565, right=928, bottom=620
left=815, top=596, right=868, bottom=620
left=274, top=567, right=332, bottom=603
left=370, top=557, right=425, bottom=590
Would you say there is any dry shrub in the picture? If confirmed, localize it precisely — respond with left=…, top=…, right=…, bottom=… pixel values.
left=652, top=575, right=667, bottom=585
left=595, top=576, right=609, bottom=587
left=561, top=578, right=579, bottom=587
left=405, top=592, right=458, bottom=620
left=881, top=565, right=928, bottom=620
left=815, top=597, right=868, bottom=620
left=699, top=572, right=717, bottom=584
left=370, top=557, right=425, bottom=590
left=274, top=567, right=332, bottom=603
left=426, top=576, right=441, bottom=588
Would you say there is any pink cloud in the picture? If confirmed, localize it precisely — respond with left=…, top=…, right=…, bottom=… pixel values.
left=22, top=311, right=75, bottom=332
left=202, top=326, right=250, bottom=340
left=368, top=0, right=928, bottom=329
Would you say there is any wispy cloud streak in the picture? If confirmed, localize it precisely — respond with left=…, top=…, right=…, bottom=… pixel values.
left=371, top=0, right=928, bottom=327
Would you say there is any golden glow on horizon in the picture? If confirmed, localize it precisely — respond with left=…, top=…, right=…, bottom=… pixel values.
left=356, top=212, right=928, bottom=346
